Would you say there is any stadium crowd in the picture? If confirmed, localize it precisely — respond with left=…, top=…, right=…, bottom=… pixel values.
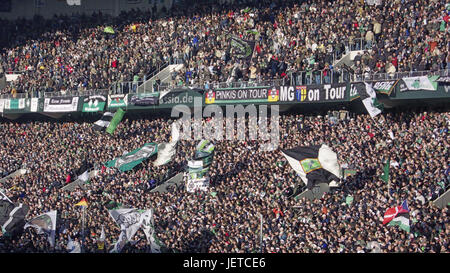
left=0, top=108, right=448, bottom=253
left=1, top=0, right=449, bottom=96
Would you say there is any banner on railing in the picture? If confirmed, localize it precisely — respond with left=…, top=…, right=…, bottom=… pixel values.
left=350, top=80, right=397, bottom=100
left=437, top=76, right=450, bottom=83
left=398, top=76, right=439, bottom=92
left=205, top=87, right=270, bottom=104
left=108, top=94, right=128, bottom=109
left=372, top=80, right=398, bottom=95
left=159, top=88, right=203, bottom=107
left=82, top=95, right=106, bottom=112
left=276, top=84, right=347, bottom=103
left=208, top=84, right=348, bottom=104
left=3, top=98, right=41, bottom=113
left=129, top=92, right=159, bottom=107
left=0, top=99, right=4, bottom=113
left=43, top=97, right=79, bottom=112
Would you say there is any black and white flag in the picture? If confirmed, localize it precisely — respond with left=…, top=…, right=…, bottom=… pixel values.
left=0, top=200, right=29, bottom=236
left=229, top=36, right=255, bottom=61
left=93, top=112, right=114, bottom=131
left=75, top=160, right=90, bottom=183
left=281, top=144, right=342, bottom=190
left=24, top=210, right=57, bottom=247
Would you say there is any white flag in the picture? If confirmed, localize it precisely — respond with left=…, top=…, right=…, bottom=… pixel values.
left=388, top=131, right=395, bottom=140
left=171, top=121, right=180, bottom=144
left=154, top=143, right=176, bottom=166
left=67, top=235, right=81, bottom=253
left=108, top=208, right=148, bottom=253
left=141, top=209, right=163, bottom=253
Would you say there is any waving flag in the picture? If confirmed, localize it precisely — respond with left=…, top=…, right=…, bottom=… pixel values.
left=106, top=108, right=125, bottom=135
left=281, top=144, right=342, bottom=189
left=105, top=143, right=158, bottom=172
left=93, top=112, right=114, bottom=131
left=75, top=198, right=88, bottom=207
left=381, top=159, right=390, bottom=184
left=356, top=82, right=383, bottom=118
left=24, top=210, right=57, bottom=247
left=67, top=236, right=81, bottom=253
left=0, top=200, right=29, bottom=236
left=383, top=200, right=410, bottom=232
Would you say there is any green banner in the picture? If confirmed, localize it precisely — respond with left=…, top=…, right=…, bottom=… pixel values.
left=106, top=108, right=125, bottom=135
left=159, top=89, right=203, bottom=107
left=82, top=95, right=106, bottom=112
left=105, top=143, right=158, bottom=172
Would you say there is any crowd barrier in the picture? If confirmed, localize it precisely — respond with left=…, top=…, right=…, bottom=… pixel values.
left=0, top=75, right=449, bottom=116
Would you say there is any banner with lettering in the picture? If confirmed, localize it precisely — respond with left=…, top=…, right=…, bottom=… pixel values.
left=82, top=95, right=106, bottom=112
left=108, top=94, right=128, bottom=109
left=43, top=97, right=79, bottom=112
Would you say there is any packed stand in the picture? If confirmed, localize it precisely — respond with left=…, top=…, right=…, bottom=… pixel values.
left=1, top=0, right=449, bottom=97
left=0, top=108, right=448, bottom=253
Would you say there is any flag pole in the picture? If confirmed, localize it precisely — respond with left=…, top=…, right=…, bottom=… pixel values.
left=259, top=213, right=263, bottom=253
left=81, top=206, right=86, bottom=253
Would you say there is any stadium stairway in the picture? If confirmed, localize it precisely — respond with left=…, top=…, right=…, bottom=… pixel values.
left=0, top=169, right=27, bottom=185
left=433, top=188, right=450, bottom=209
left=333, top=50, right=368, bottom=70
left=137, top=63, right=184, bottom=93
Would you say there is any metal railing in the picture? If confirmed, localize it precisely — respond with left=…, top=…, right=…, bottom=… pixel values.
left=43, top=89, right=109, bottom=98
left=353, top=69, right=449, bottom=82
left=1, top=69, right=448, bottom=99
left=0, top=92, right=29, bottom=99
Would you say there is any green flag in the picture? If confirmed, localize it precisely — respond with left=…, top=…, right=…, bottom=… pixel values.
left=106, top=108, right=125, bottom=135
left=345, top=195, right=354, bottom=206
left=104, top=26, right=115, bottom=34
left=105, top=143, right=158, bottom=172
left=440, top=20, right=446, bottom=32
left=381, top=159, right=390, bottom=183
left=246, top=29, right=260, bottom=35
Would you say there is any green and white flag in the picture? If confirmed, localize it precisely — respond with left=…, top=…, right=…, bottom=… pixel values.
left=399, top=75, right=439, bottom=91
left=194, top=139, right=215, bottom=166
left=381, top=159, right=390, bottom=184
left=82, top=95, right=106, bottom=112
left=357, top=82, right=383, bottom=118
left=345, top=195, right=354, bottom=206
left=105, top=143, right=158, bottom=172
left=106, top=108, right=125, bottom=135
